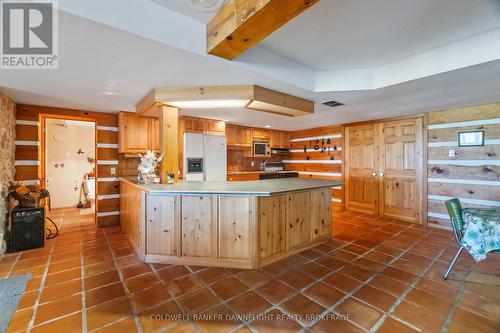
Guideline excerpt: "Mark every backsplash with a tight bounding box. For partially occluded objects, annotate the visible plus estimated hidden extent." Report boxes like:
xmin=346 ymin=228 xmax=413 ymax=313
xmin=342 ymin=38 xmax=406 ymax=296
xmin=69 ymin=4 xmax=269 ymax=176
xmin=227 ymin=149 xmax=284 ymax=172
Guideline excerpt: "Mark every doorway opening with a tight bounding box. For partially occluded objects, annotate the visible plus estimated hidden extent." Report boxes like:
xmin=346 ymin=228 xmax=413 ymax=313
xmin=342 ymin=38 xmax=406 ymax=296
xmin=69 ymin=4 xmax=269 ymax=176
xmin=42 ymin=116 xmax=97 ymax=231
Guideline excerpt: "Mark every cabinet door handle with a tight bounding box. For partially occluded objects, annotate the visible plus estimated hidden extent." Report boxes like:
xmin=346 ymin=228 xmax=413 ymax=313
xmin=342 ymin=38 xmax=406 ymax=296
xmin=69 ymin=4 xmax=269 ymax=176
xmin=379 ymin=173 xmax=384 ymax=176
xmin=372 ymin=172 xmax=377 ymax=176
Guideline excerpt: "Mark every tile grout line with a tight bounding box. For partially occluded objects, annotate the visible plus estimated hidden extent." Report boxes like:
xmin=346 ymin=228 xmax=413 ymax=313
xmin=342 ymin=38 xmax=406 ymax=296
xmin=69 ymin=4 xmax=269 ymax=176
xmin=149 ymin=264 xmax=202 ymax=333
xmin=439 ymin=265 xmax=474 ymax=333
xmin=274 ymin=214 xmax=450 ymax=331
xmin=279 ymin=217 xmax=443 ymax=332
xmin=298 ymin=221 xmax=418 ymax=332
xmin=25 ymin=238 xmax=56 ymax=332
xmin=28 ymin=213 xmax=90 ymax=328
xmin=5 ymin=252 xmax=23 ymax=277
xmin=145 ymin=264 xmax=257 ymax=333
xmin=102 ymin=229 xmax=144 ymax=333
xmin=184 ymin=265 xmax=247 ymax=333
xmin=213 ymin=219 xmax=413 ymax=332
xmin=10 ymin=211 xmax=460 ymax=333
xmin=224 ymin=241 xmax=354 ymax=330
xmin=255 ymin=245 xmax=353 ymax=330
xmin=88 ymin=316 xmax=130 ymax=333
xmin=130 ymin=243 xmax=354 ymax=332
xmin=239 ymin=220 xmax=405 ymax=331
xmin=368 ymin=238 xmax=454 ymax=333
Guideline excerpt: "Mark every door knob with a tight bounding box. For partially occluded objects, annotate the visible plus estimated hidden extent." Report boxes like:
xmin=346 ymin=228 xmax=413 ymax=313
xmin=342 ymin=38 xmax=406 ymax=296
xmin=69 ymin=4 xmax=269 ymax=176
xmin=379 ymin=173 xmax=384 ymax=176
xmin=372 ymin=172 xmax=377 ymax=176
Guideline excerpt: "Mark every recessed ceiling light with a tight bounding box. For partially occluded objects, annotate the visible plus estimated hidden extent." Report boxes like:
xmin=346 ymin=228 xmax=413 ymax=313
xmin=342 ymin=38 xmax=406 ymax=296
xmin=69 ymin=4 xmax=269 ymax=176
xmin=185 ymin=0 xmax=226 ymax=12
xmin=265 ymin=125 xmax=271 ymax=128
xmin=166 ymin=99 xmax=249 ymax=109
xmin=101 ymin=91 xmax=120 ymax=96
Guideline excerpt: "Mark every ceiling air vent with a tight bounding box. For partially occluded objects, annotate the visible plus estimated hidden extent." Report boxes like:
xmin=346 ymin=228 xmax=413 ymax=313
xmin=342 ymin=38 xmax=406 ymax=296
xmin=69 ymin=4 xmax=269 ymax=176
xmin=322 ymin=100 xmax=344 ymax=108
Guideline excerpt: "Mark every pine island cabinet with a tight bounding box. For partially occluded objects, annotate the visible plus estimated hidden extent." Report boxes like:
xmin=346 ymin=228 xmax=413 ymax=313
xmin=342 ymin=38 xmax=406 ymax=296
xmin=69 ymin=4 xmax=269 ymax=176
xmin=120 ymin=177 xmax=338 ymax=268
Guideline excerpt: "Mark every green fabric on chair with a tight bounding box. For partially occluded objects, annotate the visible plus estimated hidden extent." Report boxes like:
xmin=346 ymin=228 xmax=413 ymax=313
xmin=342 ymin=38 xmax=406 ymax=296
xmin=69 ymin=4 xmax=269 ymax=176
xmin=443 ymin=198 xmax=500 ymax=279
xmin=445 ymin=198 xmax=465 ymax=244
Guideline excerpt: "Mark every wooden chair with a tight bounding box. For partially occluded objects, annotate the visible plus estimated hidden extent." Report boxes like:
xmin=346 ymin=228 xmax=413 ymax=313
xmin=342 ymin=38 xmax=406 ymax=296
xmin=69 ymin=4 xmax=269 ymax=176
xmin=443 ymin=198 xmax=500 ymax=280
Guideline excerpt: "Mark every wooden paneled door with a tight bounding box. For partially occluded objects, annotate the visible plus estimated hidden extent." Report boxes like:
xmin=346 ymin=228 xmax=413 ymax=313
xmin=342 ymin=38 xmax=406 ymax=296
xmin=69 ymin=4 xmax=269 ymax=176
xmin=345 ymin=123 xmax=380 ymax=215
xmin=379 ymin=118 xmax=423 ymax=224
xmin=345 ymin=118 xmax=424 ymax=223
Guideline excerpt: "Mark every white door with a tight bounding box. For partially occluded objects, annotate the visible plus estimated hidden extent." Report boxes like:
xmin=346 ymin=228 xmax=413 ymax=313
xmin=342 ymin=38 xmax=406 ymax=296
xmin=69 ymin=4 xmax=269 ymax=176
xmin=204 ymin=135 xmax=227 ymax=181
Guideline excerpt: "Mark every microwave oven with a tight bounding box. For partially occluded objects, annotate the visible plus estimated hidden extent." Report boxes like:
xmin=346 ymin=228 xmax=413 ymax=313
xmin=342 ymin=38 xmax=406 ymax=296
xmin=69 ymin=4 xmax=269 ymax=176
xmin=253 ymin=141 xmax=270 ymax=157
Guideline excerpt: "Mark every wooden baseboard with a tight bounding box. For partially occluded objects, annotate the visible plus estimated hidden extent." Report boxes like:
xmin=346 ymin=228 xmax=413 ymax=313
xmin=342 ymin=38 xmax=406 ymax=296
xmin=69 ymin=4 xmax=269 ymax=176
xmin=126 ymin=233 xmax=144 ymax=261
xmin=97 ymin=215 xmax=119 ymax=227
xmin=141 ymin=236 xmax=330 ymax=270
xmin=144 ymin=254 xmax=255 ymax=269
xmin=259 ymin=235 xmax=330 ymax=267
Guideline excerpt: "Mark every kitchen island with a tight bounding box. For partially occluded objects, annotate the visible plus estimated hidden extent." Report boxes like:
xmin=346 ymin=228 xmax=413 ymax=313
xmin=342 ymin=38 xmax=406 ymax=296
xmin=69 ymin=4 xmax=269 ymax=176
xmin=120 ymin=177 xmax=341 ymax=269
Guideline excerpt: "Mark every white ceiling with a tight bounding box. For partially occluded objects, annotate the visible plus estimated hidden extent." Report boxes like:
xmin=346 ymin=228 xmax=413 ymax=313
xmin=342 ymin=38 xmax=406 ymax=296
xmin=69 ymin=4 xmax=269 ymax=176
xmin=1 ymin=0 xmax=500 ymax=131
xmin=260 ymin=0 xmax=500 ymax=70
xmin=182 ymin=59 xmax=500 ymax=129
xmin=149 ymin=0 xmax=222 ymax=23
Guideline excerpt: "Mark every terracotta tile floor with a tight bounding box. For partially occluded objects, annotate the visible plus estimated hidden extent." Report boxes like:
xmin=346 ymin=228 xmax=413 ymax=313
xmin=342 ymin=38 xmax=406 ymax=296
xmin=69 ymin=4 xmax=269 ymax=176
xmin=1 ymin=208 xmax=499 ymax=333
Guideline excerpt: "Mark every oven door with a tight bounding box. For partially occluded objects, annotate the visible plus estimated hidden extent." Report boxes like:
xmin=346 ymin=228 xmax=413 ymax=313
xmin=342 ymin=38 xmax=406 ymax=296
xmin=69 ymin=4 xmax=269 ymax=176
xmin=253 ymin=141 xmax=270 ymax=157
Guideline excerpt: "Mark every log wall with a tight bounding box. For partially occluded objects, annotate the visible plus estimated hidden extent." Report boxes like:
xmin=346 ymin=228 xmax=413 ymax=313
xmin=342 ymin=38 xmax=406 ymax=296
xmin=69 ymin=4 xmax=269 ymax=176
xmin=427 ymin=102 xmax=500 ymax=229
xmin=14 ymin=104 xmax=121 ymax=227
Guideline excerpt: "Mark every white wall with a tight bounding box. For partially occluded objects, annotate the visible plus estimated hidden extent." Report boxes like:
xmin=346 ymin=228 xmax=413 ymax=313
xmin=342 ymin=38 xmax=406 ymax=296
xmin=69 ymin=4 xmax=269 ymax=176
xmin=45 ymin=119 xmax=95 ymax=208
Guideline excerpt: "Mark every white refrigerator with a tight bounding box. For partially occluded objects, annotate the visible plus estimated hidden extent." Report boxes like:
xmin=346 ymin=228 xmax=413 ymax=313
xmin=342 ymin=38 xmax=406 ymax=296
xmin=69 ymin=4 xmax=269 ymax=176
xmin=184 ymin=133 xmax=227 ymax=181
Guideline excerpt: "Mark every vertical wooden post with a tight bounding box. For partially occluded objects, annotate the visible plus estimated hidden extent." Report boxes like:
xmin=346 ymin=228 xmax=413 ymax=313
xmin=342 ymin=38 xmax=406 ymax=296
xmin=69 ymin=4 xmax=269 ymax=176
xmin=159 ymin=105 xmax=179 ymax=183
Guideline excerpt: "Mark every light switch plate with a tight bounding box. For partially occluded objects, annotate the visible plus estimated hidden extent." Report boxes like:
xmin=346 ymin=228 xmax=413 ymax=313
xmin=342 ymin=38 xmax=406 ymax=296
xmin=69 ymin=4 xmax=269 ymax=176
xmin=251 ymin=161 xmax=255 ymax=167
xmin=110 ymin=167 xmax=116 ymax=175
xmin=448 ymin=149 xmax=455 ymax=157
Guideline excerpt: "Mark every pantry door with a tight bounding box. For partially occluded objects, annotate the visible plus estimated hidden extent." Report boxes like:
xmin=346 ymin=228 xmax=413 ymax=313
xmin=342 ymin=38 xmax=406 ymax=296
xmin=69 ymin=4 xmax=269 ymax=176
xmin=345 ymin=123 xmax=380 ymax=215
xmin=378 ymin=118 xmax=423 ymax=224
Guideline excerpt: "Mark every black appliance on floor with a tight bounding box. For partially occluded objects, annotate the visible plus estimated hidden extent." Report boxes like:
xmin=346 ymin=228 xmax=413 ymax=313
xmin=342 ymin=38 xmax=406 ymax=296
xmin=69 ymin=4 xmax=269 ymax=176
xmin=8 ymin=206 xmax=45 ymax=252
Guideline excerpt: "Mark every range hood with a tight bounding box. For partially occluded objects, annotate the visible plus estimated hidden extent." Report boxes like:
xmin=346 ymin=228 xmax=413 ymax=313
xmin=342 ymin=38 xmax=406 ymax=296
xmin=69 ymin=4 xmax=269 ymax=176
xmin=136 ymin=85 xmax=314 ymax=118
xmin=270 ymin=147 xmax=290 ymax=154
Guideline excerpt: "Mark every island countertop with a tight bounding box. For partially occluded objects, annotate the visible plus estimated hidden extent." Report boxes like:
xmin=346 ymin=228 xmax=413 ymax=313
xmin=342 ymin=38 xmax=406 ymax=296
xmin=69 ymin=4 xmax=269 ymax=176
xmin=120 ymin=177 xmax=341 ymax=196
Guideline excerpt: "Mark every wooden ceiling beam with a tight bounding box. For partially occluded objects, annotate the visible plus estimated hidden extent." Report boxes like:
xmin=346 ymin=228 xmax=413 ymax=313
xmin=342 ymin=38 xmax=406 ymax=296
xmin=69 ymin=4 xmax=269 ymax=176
xmin=207 ymin=0 xmax=319 ymax=60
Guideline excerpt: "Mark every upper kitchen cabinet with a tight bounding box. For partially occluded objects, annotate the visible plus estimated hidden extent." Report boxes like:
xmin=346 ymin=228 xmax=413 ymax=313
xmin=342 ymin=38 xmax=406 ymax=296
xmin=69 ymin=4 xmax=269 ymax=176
xmin=206 ymin=119 xmax=225 ymax=135
xmin=252 ymin=128 xmax=270 ymax=140
xmin=270 ymin=130 xmax=291 ymax=148
xmin=225 ymin=124 xmax=237 ymax=146
xmin=237 ymin=127 xmax=252 ymax=146
xmin=184 ymin=117 xmax=205 ymax=133
xmin=226 ymin=124 xmax=252 ymax=147
xmin=118 ymin=112 xmax=159 ymax=154
xmin=182 ymin=116 xmax=225 ymax=135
